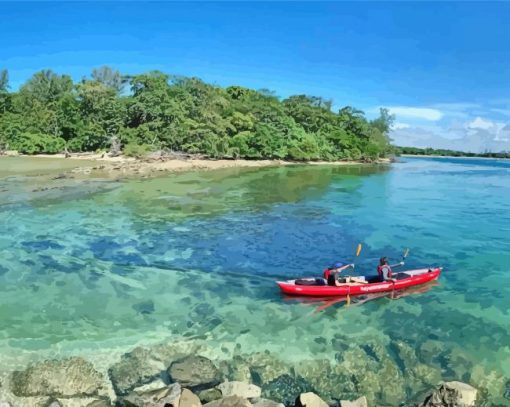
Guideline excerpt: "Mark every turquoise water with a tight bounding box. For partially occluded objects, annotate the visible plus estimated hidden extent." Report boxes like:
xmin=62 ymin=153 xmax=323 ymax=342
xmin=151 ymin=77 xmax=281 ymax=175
xmin=1 ymin=156 xmax=509 ymax=404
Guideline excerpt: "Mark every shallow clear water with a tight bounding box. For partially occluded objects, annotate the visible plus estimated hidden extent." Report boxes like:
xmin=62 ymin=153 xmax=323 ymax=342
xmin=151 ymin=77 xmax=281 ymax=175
xmin=1 ymin=156 xmax=509 ymax=402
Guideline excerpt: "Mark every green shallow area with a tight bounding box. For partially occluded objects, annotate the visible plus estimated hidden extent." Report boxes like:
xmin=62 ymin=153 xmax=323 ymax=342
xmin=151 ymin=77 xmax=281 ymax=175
xmin=0 ymin=156 xmax=509 ymax=405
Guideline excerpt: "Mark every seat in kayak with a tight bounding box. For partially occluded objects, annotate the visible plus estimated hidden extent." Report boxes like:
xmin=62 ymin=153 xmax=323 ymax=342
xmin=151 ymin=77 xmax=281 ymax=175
xmin=295 ymin=278 xmax=327 ymax=286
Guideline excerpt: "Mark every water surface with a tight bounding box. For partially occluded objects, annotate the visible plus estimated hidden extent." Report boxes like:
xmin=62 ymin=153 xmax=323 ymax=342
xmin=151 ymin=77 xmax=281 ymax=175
xmin=1 ymin=156 xmax=509 ymax=404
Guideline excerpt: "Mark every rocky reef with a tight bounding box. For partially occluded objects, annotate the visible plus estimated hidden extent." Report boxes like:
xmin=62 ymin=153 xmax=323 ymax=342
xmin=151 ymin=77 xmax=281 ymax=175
xmin=0 ymin=340 xmax=505 ymax=407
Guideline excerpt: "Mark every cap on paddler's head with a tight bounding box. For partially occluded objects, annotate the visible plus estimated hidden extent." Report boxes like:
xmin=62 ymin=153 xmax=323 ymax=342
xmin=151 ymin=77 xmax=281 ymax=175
xmin=330 ymin=262 xmax=344 ymax=269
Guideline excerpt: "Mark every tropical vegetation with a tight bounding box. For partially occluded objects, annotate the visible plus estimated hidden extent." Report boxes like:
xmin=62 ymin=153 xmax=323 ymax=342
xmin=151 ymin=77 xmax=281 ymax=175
xmin=0 ymin=67 xmax=394 ymax=161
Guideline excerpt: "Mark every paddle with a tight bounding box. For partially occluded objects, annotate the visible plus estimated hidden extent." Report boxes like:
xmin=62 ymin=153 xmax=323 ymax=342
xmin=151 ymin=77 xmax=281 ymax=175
xmin=403 ymin=248 xmax=410 ymax=261
xmin=347 ymin=243 xmax=362 ymax=306
xmin=391 ymin=248 xmax=410 ymax=299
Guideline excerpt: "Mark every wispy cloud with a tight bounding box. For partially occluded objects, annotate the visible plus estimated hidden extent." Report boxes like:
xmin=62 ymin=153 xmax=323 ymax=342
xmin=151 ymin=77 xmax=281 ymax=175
xmin=491 ymin=108 xmax=510 ymax=117
xmin=385 ymin=106 xmax=443 ymax=121
xmin=392 ymin=122 xmax=411 ymax=130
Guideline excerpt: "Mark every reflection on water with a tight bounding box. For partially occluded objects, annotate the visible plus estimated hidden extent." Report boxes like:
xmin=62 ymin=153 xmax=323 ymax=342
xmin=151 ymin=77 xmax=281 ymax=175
xmin=0 ymin=157 xmax=509 ymax=404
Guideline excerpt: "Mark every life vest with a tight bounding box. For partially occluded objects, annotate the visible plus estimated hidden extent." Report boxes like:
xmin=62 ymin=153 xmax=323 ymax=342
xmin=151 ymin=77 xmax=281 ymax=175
xmin=377 ymin=264 xmax=392 ymax=278
xmin=323 ymin=269 xmax=331 ymax=280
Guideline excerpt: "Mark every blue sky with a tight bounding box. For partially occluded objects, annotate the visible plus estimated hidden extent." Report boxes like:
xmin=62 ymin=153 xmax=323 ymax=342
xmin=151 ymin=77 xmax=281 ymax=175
xmin=2 ymin=2 xmax=510 ymax=151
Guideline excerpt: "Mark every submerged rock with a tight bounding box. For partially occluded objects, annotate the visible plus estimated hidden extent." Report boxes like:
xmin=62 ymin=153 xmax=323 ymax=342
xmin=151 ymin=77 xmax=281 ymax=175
xmin=123 ymin=382 xmax=181 ymax=407
xmin=203 ymin=395 xmax=251 ymax=407
xmin=217 ymin=381 xmax=261 ymax=399
xmin=244 ymin=353 xmax=287 ymax=385
xmin=251 ymin=398 xmax=284 ymax=407
xmin=419 ymin=381 xmax=477 ymax=407
xmin=339 ymin=396 xmax=368 ymax=407
xmin=295 ymin=392 xmax=328 ymax=407
xmin=86 ymin=400 xmax=113 ymax=407
xmin=133 ymin=379 xmax=168 ymax=394
xmin=334 ymin=343 xmax=405 ymax=405
xmin=219 ymin=358 xmax=251 ymax=383
xmin=262 ymin=374 xmax=315 ymax=404
xmin=109 ymin=347 xmax=165 ymax=395
xmin=198 ymin=388 xmax=223 ymax=403
xmin=168 ymin=356 xmax=220 ymax=389
xmin=180 ymin=388 xmax=203 ymax=407
xmin=11 ymin=357 xmax=104 ymax=398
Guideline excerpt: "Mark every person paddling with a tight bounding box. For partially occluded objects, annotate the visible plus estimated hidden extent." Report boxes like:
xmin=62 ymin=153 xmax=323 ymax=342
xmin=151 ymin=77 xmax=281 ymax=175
xmin=324 ymin=262 xmax=353 ymax=286
xmin=377 ymin=256 xmax=404 ymax=282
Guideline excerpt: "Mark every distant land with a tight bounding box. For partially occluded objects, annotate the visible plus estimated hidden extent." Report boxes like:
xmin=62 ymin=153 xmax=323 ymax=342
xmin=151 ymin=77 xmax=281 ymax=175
xmin=395 ymin=146 xmax=510 ymax=159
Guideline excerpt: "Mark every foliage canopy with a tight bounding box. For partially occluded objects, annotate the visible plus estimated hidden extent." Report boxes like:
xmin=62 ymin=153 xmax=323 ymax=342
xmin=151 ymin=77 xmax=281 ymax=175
xmin=0 ymin=67 xmax=394 ymax=160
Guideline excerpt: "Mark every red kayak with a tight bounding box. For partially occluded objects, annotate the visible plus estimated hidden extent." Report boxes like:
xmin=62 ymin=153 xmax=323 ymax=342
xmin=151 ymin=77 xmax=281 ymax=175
xmin=277 ymin=267 xmax=442 ymax=297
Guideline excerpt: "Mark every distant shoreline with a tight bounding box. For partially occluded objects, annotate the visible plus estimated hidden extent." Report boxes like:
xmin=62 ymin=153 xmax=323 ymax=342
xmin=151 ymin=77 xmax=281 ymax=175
xmin=400 ymin=154 xmax=510 ymax=160
xmin=0 ymin=152 xmax=391 ymax=178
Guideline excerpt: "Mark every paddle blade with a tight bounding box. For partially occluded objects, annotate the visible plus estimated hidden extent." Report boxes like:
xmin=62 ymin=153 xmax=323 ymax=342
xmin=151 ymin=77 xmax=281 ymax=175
xmin=403 ymin=248 xmax=410 ymax=258
xmin=356 ymin=243 xmax=362 ymax=257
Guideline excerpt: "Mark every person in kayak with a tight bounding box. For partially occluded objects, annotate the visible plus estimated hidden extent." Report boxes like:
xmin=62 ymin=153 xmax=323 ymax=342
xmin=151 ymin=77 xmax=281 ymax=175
xmin=324 ymin=262 xmax=366 ymax=286
xmin=375 ymin=256 xmax=404 ymax=282
xmin=324 ymin=262 xmax=352 ymax=285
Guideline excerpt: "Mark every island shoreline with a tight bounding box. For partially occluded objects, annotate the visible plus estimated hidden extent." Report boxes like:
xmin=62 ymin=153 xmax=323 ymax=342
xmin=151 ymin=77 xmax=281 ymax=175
xmin=0 ymin=152 xmax=391 ymax=178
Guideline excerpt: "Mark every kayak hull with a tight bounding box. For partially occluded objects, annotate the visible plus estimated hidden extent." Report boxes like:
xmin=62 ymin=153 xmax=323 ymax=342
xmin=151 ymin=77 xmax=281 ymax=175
xmin=276 ymin=267 xmax=442 ymax=297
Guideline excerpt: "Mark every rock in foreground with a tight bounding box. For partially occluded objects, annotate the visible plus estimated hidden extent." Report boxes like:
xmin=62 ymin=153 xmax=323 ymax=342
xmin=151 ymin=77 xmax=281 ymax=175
xmin=168 ymin=356 xmax=221 ymax=389
xmin=180 ymin=388 xmax=203 ymax=407
xmin=109 ymin=347 xmax=165 ymax=395
xmin=420 ymin=381 xmax=477 ymax=407
xmin=123 ymin=382 xmax=181 ymax=407
xmin=217 ymin=381 xmax=262 ymax=399
xmin=295 ymin=392 xmax=328 ymax=407
xmin=339 ymin=396 xmax=368 ymax=407
xmin=204 ymin=395 xmax=251 ymax=407
xmin=10 ymin=357 xmax=104 ymax=398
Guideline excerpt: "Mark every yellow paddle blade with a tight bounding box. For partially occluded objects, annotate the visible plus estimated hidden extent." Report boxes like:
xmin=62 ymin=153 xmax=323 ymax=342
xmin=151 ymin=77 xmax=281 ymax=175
xmin=356 ymin=243 xmax=362 ymax=257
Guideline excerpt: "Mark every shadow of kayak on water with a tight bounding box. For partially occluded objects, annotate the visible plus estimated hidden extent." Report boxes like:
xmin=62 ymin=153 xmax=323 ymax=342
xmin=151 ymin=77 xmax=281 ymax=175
xmin=281 ymin=281 xmax=440 ymax=316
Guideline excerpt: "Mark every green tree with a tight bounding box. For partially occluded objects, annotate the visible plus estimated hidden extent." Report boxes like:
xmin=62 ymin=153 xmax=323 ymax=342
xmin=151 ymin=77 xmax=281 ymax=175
xmin=91 ymin=66 xmax=125 ymax=93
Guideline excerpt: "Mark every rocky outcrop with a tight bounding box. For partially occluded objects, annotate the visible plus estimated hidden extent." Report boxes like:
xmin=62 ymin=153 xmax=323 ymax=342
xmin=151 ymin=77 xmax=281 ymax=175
xmin=251 ymin=398 xmax=284 ymax=407
xmin=203 ymin=395 xmax=251 ymax=407
xmin=122 ymin=382 xmax=181 ymax=407
xmin=339 ymin=396 xmax=368 ymax=407
xmin=217 ymin=381 xmax=262 ymax=399
xmin=168 ymin=356 xmax=221 ymax=389
xmin=262 ymin=374 xmax=315 ymax=404
xmin=180 ymin=388 xmax=202 ymax=407
xmin=109 ymin=347 xmax=165 ymax=395
xmin=10 ymin=357 xmax=104 ymax=398
xmin=295 ymin=392 xmax=328 ymax=407
xmin=419 ymin=381 xmax=478 ymax=407
xmin=198 ymin=388 xmax=223 ymax=403
xmin=86 ymin=400 xmax=113 ymax=407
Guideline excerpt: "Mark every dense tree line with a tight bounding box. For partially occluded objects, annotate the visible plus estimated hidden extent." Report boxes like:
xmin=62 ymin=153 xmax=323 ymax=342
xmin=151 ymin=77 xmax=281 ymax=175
xmin=0 ymin=67 xmax=394 ymax=161
xmin=396 ymin=146 xmax=510 ymax=159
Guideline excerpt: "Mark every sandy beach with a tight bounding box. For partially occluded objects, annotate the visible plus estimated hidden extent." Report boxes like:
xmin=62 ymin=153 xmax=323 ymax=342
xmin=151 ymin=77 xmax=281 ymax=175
xmin=1 ymin=151 xmax=391 ymax=178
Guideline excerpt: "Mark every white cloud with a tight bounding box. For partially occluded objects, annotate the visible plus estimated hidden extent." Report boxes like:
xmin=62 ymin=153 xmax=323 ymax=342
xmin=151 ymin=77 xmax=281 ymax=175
xmin=467 ymin=117 xmax=494 ymax=130
xmin=385 ymin=106 xmax=443 ymax=121
xmin=390 ymin=118 xmax=510 ymax=153
xmin=392 ymin=122 xmax=411 ymax=130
